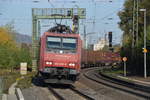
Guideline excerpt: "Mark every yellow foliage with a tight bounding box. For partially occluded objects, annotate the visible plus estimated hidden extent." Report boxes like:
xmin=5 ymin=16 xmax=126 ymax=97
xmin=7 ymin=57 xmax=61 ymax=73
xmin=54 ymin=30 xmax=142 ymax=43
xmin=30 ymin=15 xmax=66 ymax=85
xmin=0 ymin=27 xmax=18 ymax=51
xmin=0 ymin=27 xmax=12 ymax=43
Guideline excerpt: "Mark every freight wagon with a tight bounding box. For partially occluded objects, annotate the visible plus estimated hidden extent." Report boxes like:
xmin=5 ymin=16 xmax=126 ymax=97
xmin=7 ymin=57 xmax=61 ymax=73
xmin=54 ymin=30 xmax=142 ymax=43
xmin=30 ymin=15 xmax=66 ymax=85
xmin=81 ymin=49 xmax=121 ymax=68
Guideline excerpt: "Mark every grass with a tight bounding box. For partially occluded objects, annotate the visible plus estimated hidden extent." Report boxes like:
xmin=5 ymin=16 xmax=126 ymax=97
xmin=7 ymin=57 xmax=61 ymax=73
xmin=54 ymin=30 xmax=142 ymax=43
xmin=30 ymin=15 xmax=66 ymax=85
xmin=101 ymin=67 xmax=124 ymax=76
xmin=100 ymin=67 xmax=134 ymax=83
xmin=0 ymin=69 xmax=36 ymax=93
xmin=16 ymin=72 xmax=36 ymax=89
xmin=0 ymin=69 xmax=21 ymax=93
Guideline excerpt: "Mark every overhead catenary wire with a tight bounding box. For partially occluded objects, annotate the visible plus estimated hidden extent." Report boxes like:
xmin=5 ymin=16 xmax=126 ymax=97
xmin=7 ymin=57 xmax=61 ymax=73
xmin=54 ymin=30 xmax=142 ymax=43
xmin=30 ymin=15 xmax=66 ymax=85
xmin=0 ymin=0 xmax=125 ymax=4
xmin=85 ymin=7 xmax=123 ymax=24
xmin=0 ymin=0 xmax=125 ymax=45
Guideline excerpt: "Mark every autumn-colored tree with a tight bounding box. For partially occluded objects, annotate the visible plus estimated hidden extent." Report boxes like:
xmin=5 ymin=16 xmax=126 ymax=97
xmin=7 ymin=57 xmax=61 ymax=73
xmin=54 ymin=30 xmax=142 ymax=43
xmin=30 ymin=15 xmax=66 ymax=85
xmin=0 ymin=27 xmax=18 ymax=69
xmin=0 ymin=24 xmax=31 ymax=69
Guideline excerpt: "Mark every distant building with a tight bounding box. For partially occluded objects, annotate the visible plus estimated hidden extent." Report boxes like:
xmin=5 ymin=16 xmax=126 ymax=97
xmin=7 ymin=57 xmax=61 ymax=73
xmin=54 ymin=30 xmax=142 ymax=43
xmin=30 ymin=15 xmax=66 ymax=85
xmin=94 ymin=38 xmax=108 ymax=51
xmin=87 ymin=44 xmax=94 ymax=50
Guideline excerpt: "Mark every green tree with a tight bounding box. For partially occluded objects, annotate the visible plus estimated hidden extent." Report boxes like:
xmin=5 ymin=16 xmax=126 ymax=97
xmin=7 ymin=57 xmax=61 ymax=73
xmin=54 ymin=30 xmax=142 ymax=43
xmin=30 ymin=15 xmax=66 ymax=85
xmin=118 ymin=0 xmax=150 ymax=76
xmin=18 ymin=43 xmax=32 ymax=67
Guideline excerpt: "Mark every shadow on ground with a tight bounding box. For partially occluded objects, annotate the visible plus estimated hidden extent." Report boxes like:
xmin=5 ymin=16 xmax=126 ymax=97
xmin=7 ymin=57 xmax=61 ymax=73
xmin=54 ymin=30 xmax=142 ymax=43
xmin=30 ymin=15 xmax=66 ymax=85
xmin=32 ymin=76 xmax=73 ymax=89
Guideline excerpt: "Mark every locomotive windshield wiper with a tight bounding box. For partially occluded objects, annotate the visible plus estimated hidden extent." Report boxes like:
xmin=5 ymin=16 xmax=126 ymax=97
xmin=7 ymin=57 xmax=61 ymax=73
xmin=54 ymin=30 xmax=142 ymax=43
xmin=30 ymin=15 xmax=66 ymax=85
xmin=62 ymin=47 xmax=76 ymax=50
xmin=47 ymin=47 xmax=61 ymax=50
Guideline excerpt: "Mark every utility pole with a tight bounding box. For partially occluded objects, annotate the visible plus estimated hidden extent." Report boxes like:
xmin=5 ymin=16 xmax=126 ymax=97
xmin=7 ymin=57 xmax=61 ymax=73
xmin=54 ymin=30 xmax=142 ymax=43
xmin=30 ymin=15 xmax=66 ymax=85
xmin=132 ymin=0 xmax=139 ymax=73
xmin=140 ymin=8 xmax=147 ymax=78
xmin=144 ymin=9 xmax=147 ymax=78
xmin=140 ymin=9 xmax=147 ymax=78
xmin=132 ymin=0 xmax=139 ymax=48
xmin=83 ymin=25 xmax=87 ymax=49
xmin=136 ymin=0 xmax=139 ymax=45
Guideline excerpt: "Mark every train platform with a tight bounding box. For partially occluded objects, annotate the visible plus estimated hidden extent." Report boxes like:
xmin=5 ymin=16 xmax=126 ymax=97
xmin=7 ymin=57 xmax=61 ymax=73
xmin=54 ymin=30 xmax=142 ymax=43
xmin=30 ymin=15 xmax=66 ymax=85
xmin=117 ymin=75 xmax=150 ymax=87
xmin=99 ymin=70 xmax=150 ymax=88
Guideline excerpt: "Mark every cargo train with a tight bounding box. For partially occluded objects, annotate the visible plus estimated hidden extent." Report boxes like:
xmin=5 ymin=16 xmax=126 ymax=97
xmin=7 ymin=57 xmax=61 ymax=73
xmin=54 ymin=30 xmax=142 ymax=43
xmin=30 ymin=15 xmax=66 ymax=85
xmin=38 ymin=24 xmax=121 ymax=84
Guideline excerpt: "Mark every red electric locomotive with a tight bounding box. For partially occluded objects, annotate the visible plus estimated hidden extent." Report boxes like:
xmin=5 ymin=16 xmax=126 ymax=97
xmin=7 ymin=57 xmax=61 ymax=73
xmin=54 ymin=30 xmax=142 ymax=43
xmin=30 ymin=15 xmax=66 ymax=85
xmin=39 ymin=25 xmax=82 ymax=84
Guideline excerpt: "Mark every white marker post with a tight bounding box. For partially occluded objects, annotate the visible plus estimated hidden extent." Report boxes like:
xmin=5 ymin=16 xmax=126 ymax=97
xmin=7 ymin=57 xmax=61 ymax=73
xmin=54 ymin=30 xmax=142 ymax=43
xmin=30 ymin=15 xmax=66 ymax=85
xmin=123 ymin=57 xmax=127 ymax=77
xmin=20 ymin=62 xmax=27 ymax=75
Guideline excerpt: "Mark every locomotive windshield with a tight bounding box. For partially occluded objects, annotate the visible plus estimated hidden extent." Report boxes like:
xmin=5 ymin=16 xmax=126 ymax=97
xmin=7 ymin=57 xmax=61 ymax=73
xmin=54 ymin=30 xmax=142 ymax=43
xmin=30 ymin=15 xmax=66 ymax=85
xmin=47 ymin=37 xmax=61 ymax=48
xmin=62 ymin=38 xmax=76 ymax=50
xmin=46 ymin=36 xmax=77 ymax=53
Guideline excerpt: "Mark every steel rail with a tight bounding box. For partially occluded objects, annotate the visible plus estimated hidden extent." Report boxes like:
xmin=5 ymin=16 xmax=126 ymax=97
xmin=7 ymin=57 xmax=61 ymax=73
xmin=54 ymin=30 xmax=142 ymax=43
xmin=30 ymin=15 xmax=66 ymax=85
xmin=83 ymin=68 xmax=150 ymax=99
xmin=48 ymin=85 xmax=65 ymax=100
xmin=48 ymin=85 xmax=94 ymax=100
xmin=98 ymin=72 xmax=150 ymax=93
xmin=69 ymin=85 xmax=95 ymax=100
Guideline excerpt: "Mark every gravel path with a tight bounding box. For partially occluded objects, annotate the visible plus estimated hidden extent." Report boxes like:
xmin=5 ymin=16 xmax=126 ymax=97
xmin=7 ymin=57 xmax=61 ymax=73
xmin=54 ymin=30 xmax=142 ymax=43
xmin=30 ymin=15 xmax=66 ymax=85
xmin=22 ymin=86 xmax=57 ymax=100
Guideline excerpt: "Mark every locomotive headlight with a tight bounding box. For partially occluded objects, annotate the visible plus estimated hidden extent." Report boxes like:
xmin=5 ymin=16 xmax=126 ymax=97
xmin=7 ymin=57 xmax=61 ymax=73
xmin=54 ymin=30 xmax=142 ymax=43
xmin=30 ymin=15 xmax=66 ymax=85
xmin=68 ymin=63 xmax=75 ymax=67
xmin=46 ymin=62 xmax=49 ymax=65
xmin=46 ymin=61 xmax=53 ymax=65
xmin=72 ymin=63 xmax=75 ymax=66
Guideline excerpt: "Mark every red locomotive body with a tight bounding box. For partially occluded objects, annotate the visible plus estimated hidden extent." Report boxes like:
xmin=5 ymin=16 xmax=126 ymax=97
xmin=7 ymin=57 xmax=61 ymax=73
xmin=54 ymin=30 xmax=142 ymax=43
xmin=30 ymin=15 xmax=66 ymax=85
xmin=39 ymin=32 xmax=82 ymax=84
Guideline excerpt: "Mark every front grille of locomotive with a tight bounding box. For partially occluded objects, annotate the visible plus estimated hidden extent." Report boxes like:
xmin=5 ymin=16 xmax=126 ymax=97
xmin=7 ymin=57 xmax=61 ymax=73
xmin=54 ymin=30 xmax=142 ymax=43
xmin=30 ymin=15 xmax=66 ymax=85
xmin=42 ymin=67 xmax=77 ymax=81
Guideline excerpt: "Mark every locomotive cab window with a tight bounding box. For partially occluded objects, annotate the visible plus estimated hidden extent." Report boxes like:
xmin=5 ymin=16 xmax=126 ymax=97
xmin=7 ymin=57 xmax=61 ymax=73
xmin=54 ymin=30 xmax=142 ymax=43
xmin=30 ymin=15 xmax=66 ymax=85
xmin=47 ymin=37 xmax=61 ymax=49
xmin=62 ymin=38 xmax=77 ymax=50
xmin=46 ymin=36 xmax=77 ymax=53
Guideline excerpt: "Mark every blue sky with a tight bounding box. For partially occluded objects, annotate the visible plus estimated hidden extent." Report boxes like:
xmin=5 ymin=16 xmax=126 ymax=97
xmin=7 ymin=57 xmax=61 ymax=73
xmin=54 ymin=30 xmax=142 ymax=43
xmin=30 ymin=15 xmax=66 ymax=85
xmin=0 ymin=0 xmax=125 ymax=44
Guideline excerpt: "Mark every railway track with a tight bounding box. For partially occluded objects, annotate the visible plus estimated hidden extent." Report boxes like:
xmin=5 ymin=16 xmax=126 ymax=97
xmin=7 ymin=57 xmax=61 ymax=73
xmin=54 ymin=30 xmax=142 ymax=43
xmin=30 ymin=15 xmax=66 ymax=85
xmin=48 ymin=85 xmax=94 ymax=100
xmin=83 ymin=68 xmax=150 ymax=100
